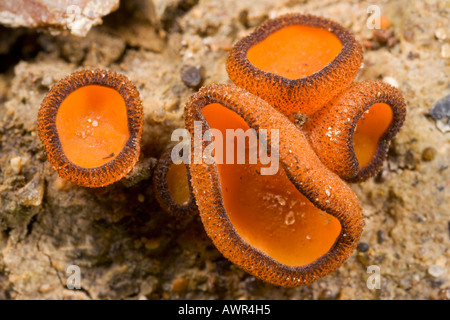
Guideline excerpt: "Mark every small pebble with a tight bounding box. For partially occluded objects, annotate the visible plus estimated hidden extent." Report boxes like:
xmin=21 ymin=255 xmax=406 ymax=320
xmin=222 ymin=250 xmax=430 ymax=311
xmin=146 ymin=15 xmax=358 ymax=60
xmin=375 ymin=167 xmax=390 ymax=183
xmin=10 ymin=156 xmax=23 ymax=174
xmin=427 ymin=265 xmax=444 ymax=278
xmin=435 ymin=28 xmax=447 ymax=41
xmin=372 ymin=28 xmax=399 ymax=48
xmin=387 ymin=37 xmax=399 ymax=48
xmin=383 ymin=76 xmax=399 ymax=88
xmin=407 ymin=51 xmax=420 ymax=60
xmin=421 ymin=147 xmax=437 ymax=161
xmin=181 ymin=65 xmax=203 ymax=89
xmin=441 ymin=43 xmax=450 ymax=59
xmin=318 ymin=289 xmax=336 ymax=300
xmin=429 ymin=94 xmax=450 ymax=133
xmin=53 ymin=176 xmax=71 ymax=191
xmin=398 ymin=278 xmax=411 ymax=289
xmin=447 ymin=221 xmax=450 ymax=238
xmin=41 ymin=76 xmax=53 ymax=87
xmin=293 ymin=112 xmax=309 ymax=127
xmin=404 ymin=149 xmax=416 ymax=169
xmin=171 ymin=276 xmax=189 ymax=293
xmin=39 ymin=284 xmax=51 ymax=293
xmin=377 ymin=230 xmax=386 ymax=244
xmin=403 ymin=30 xmax=414 ymax=41
xmin=17 ymin=174 xmax=45 ymax=207
xmin=356 ymin=253 xmax=371 ymax=267
xmin=417 ymin=216 xmax=427 ymax=223
xmin=357 ymin=242 xmax=370 ymax=253
xmin=238 ymin=10 xmax=250 ymax=28
xmin=372 ymin=28 xmax=391 ymax=44
xmin=141 ymin=237 xmax=160 ymax=251
xmin=438 ymin=288 xmax=450 ymax=300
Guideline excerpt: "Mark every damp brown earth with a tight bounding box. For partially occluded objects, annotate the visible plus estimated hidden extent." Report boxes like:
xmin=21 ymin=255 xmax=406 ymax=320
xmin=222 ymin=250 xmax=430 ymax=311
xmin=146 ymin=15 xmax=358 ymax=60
xmin=0 ymin=0 xmax=448 ymax=300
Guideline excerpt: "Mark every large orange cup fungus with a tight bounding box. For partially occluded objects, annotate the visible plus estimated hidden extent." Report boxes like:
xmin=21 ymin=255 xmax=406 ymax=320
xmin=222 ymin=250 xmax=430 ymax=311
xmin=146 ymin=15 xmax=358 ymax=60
xmin=38 ymin=69 xmax=144 ymax=188
xmin=184 ymin=84 xmax=364 ymax=287
xmin=227 ymin=14 xmax=363 ymax=118
xmin=303 ymin=81 xmax=406 ymax=182
xmin=153 ymin=145 xmax=198 ymax=216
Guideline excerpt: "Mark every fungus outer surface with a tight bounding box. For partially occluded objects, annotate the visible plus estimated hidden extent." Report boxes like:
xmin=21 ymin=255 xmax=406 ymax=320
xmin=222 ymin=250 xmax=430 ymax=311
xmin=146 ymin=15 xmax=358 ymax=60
xmin=303 ymin=81 xmax=406 ymax=182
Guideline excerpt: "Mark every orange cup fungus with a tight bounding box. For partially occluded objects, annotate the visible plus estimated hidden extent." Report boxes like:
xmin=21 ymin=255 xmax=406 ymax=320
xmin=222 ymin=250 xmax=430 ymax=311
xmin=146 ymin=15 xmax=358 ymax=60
xmin=227 ymin=14 xmax=363 ymax=118
xmin=38 ymin=69 xmax=144 ymax=188
xmin=153 ymin=145 xmax=198 ymax=216
xmin=303 ymin=81 xmax=406 ymax=182
xmin=184 ymin=84 xmax=364 ymax=287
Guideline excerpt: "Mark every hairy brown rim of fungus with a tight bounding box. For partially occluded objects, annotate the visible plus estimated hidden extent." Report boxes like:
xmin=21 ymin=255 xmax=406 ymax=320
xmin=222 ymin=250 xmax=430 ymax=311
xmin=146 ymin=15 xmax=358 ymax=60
xmin=184 ymin=83 xmax=364 ymax=287
xmin=303 ymin=81 xmax=406 ymax=183
xmin=153 ymin=145 xmax=198 ymax=216
xmin=226 ymin=13 xmax=363 ymax=118
xmin=38 ymin=69 xmax=144 ymax=188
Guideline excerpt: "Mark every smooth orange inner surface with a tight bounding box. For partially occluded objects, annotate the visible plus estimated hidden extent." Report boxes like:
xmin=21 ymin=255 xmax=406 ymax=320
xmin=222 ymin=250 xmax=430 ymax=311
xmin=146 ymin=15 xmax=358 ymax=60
xmin=353 ymin=103 xmax=393 ymax=168
xmin=56 ymin=85 xmax=130 ymax=168
xmin=167 ymin=163 xmax=191 ymax=205
xmin=202 ymin=103 xmax=341 ymax=267
xmin=247 ymin=25 xmax=343 ymax=80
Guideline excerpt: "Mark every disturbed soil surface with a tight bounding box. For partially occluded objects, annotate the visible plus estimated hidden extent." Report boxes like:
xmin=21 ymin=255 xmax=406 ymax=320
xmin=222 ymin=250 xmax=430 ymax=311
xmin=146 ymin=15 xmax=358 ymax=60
xmin=0 ymin=0 xmax=449 ymax=300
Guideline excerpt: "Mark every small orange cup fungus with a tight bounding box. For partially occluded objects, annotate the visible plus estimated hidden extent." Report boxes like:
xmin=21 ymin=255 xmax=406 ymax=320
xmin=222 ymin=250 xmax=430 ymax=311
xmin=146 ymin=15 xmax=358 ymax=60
xmin=153 ymin=145 xmax=198 ymax=216
xmin=303 ymin=81 xmax=406 ymax=182
xmin=227 ymin=13 xmax=363 ymax=118
xmin=184 ymin=84 xmax=363 ymax=287
xmin=38 ymin=69 xmax=144 ymax=188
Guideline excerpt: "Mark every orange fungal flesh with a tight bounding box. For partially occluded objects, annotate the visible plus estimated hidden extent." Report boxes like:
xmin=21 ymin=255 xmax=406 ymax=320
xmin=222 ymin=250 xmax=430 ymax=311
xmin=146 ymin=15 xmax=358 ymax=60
xmin=353 ymin=103 xmax=393 ymax=168
xmin=56 ymin=85 xmax=130 ymax=168
xmin=166 ymin=163 xmax=191 ymax=205
xmin=202 ymin=103 xmax=341 ymax=267
xmin=247 ymin=25 xmax=343 ymax=80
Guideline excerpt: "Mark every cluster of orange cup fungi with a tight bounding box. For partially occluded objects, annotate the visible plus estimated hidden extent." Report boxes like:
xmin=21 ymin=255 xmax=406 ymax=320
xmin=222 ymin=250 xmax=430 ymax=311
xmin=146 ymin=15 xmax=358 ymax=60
xmin=153 ymin=14 xmax=406 ymax=287
xmin=38 ymin=13 xmax=406 ymax=287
